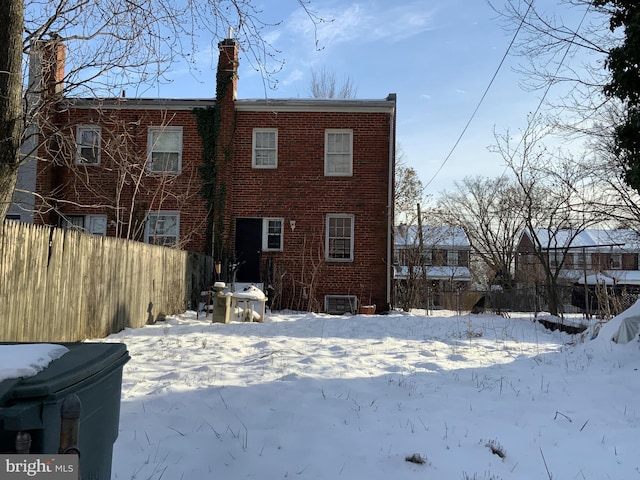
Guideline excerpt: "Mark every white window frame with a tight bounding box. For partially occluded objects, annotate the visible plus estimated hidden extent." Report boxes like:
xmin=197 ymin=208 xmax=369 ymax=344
xmin=573 ymin=251 xmax=592 ymax=270
xmin=252 ymin=128 xmax=278 ymax=169
xmin=147 ymin=127 xmax=183 ymax=173
xmin=326 ymin=214 xmax=354 ymax=262
xmin=75 ymin=125 xmax=101 ymax=165
xmin=447 ymin=250 xmax=460 ymax=267
xmin=324 ymin=129 xmax=353 ymax=176
xmin=263 ymin=218 xmax=284 ymax=251
xmin=145 ymin=211 xmax=180 ymax=247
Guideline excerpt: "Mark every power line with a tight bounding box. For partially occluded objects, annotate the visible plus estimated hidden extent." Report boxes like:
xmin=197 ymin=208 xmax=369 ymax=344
xmin=424 ymin=1 xmax=534 ymax=191
xmin=500 ymin=3 xmax=592 ymax=168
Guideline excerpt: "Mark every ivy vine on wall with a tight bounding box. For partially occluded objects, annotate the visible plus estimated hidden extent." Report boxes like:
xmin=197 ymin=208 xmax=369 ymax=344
xmin=194 ymin=66 xmax=233 ymax=266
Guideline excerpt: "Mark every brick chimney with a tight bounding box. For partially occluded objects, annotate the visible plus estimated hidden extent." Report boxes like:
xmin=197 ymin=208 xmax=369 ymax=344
xmin=217 ymin=38 xmax=238 ymax=102
xmin=215 ymin=37 xmax=239 ymax=260
xmin=30 ymin=37 xmax=65 ymax=228
xmin=31 ymin=36 xmax=65 ymax=97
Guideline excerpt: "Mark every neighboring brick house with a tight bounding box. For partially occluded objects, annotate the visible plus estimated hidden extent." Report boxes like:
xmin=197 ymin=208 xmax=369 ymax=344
xmin=31 ymin=37 xmax=397 ymax=313
xmin=515 ymin=228 xmax=640 ymax=311
xmin=394 ymin=225 xmax=472 ymax=308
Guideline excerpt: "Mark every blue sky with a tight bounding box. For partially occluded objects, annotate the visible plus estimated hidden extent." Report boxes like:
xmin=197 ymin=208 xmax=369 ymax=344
xmin=156 ymin=0 xmax=597 ymax=196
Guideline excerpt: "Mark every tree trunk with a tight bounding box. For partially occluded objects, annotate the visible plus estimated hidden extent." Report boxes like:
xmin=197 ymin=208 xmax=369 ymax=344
xmin=546 ymin=277 xmax=561 ymax=317
xmin=0 ymin=0 xmax=24 ymax=221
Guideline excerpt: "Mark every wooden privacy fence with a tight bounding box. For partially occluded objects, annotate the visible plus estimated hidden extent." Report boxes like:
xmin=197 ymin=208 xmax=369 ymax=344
xmin=0 ymin=222 xmax=213 ymax=342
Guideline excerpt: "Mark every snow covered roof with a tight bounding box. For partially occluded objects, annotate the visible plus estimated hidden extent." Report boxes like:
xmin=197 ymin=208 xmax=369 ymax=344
xmin=394 ymin=265 xmax=472 ymax=281
xmin=567 ymin=270 xmax=640 ymax=286
xmin=525 ymin=228 xmax=640 ymax=252
xmin=395 ymin=225 xmax=470 ymax=249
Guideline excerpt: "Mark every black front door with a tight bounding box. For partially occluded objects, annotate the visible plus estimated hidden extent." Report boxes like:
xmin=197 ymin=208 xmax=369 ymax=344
xmin=234 ymin=218 xmax=262 ymax=282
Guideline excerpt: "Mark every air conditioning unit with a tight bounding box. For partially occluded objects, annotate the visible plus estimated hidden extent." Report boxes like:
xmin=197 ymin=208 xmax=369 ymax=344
xmin=325 ymin=295 xmax=358 ymax=315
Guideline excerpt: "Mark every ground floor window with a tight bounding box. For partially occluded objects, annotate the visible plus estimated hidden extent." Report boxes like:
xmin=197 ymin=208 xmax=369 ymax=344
xmin=60 ymin=214 xmax=107 ymax=236
xmin=326 ymin=214 xmax=354 ymax=261
xmin=146 ymin=212 xmax=179 ymax=247
xmin=263 ymin=218 xmax=284 ymax=251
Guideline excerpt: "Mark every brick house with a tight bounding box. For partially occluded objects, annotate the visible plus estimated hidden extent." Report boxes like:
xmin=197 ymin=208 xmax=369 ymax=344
xmin=30 ymin=37 xmax=397 ymax=313
xmin=515 ymin=228 xmax=640 ymax=311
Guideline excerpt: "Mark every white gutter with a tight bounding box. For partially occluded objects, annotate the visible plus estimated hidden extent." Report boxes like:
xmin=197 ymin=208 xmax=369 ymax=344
xmin=387 ymin=94 xmax=396 ymax=308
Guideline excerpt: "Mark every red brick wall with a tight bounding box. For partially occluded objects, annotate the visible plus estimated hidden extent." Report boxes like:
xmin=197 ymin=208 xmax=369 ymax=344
xmin=231 ymin=109 xmax=392 ymax=310
xmin=35 ymin=106 xmax=209 ymax=254
xmin=34 ymin=103 xmax=394 ymax=311
xmin=31 ymin=35 xmax=394 ymax=312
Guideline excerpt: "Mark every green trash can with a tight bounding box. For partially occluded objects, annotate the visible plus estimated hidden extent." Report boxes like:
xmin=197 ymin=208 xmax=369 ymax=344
xmin=0 ymin=342 xmax=130 ymax=479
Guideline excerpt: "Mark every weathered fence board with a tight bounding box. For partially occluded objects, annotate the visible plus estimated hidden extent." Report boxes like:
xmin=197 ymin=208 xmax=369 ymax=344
xmin=0 ymin=222 xmax=212 ymax=342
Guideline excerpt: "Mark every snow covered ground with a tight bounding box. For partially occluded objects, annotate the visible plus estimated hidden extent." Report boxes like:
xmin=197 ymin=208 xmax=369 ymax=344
xmin=103 ymin=308 xmax=640 ymax=480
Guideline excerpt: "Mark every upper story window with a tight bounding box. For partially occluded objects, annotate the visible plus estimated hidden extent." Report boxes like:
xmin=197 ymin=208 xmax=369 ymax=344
xmin=146 ymin=212 xmax=179 ymax=247
xmin=253 ymin=129 xmax=278 ymax=168
xmin=76 ymin=125 xmax=101 ymax=165
xmin=548 ymin=250 xmax=564 ymax=269
xmin=326 ymin=214 xmax=354 ymax=261
xmin=148 ymin=127 xmax=182 ymax=173
xmin=573 ymin=251 xmax=592 ymax=270
xmin=325 ymin=129 xmax=353 ymax=176
xmin=447 ymin=250 xmax=460 ymax=267
xmin=263 ymin=218 xmax=283 ymax=251
xmin=610 ymin=253 xmax=622 ymax=269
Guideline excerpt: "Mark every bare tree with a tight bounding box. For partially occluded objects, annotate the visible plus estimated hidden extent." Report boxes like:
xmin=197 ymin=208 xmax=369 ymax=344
xmin=493 ymin=123 xmax=608 ymax=316
xmin=37 ymin=106 xmax=209 ymax=246
xmin=1 ymin=0 xmax=325 ymax=222
xmin=394 ymin=223 xmax=424 ymax=311
xmin=491 ymin=0 xmax=628 ymax=187
xmin=492 ymin=0 xmax=613 ymax=105
xmin=577 ymin=101 xmax=640 ymax=231
xmin=435 ymin=175 xmax=525 ymax=290
xmin=309 ymin=67 xmax=357 ymax=99
xmin=395 ymin=148 xmax=428 ymax=225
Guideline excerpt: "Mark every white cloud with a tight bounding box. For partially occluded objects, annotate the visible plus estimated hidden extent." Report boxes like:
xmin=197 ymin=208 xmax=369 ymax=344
xmin=281 ymin=68 xmax=305 ymax=88
xmin=285 ymin=1 xmax=438 ymax=51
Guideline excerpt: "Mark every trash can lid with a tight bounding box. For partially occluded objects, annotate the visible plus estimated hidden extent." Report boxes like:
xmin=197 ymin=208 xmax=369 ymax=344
xmin=0 ymin=342 xmax=129 ymax=402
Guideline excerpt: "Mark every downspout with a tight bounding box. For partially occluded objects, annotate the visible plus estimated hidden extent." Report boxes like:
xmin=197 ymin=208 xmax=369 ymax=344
xmin=386 ymin=94 xmax=397 ymax=309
